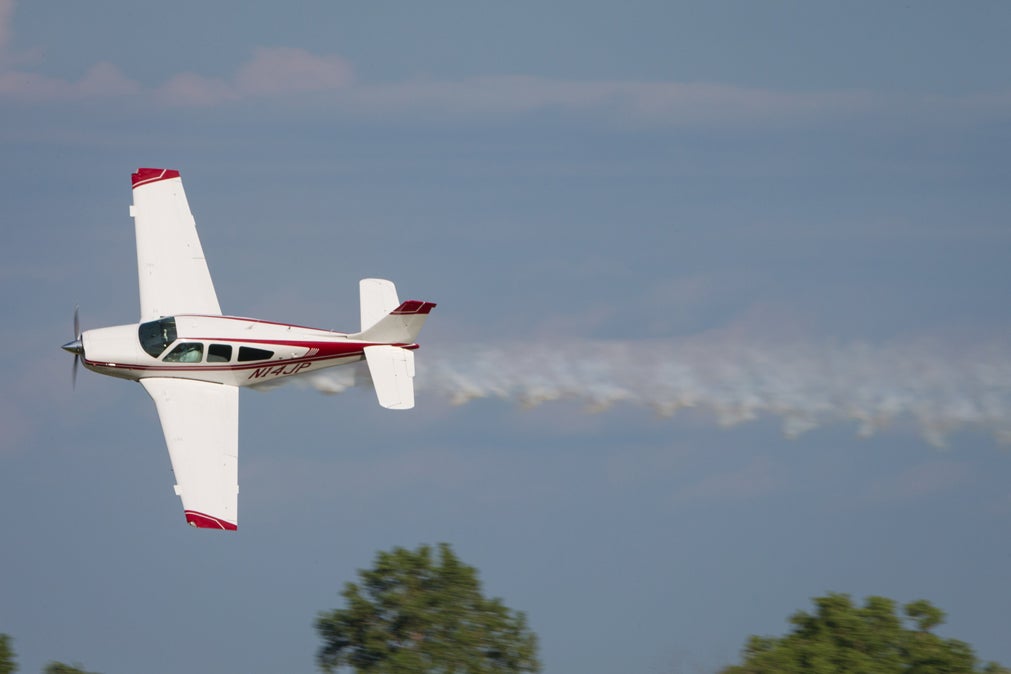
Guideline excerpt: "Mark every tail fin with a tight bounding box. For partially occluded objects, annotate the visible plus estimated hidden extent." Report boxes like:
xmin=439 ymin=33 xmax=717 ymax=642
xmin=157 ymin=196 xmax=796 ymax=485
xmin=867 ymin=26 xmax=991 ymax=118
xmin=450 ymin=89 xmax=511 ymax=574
xmin=359 ymin=278 xmax=400 ymax=333
xmin=353 ymin=278 xmax=435 ymax=409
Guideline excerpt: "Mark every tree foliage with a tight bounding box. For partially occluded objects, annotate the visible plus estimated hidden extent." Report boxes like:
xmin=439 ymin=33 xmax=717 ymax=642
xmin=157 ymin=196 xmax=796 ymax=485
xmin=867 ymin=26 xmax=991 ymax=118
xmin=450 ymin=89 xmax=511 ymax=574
xmin=0 ymin=636 xmax=102 ymax=674
xmin=315 ymin=543 xmax=540 ymax=674
xmin=721 ymin=593 xmax=1009 ymax=674
xmin=42 ymin=664 xmax=101 ymax=674
xmin=0 ymin=634 xmax=15 ymax=674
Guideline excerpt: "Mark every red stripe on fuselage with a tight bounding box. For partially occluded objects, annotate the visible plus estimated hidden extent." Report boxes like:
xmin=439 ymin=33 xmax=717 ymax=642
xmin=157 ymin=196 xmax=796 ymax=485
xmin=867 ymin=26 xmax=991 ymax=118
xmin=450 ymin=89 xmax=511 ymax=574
xmin=82 ymin=350 xmax=364 ymax=374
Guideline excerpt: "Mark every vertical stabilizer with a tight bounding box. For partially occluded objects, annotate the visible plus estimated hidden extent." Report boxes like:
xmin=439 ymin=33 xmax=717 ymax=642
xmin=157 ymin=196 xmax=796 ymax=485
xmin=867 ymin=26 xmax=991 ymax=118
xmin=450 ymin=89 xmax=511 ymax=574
xmin=360 ymin=279 xmax=399 ymax=333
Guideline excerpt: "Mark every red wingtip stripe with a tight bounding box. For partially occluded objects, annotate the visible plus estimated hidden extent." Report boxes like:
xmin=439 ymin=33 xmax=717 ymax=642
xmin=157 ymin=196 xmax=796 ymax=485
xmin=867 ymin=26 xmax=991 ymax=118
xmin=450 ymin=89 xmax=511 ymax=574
xmin=132 ymin=168 xmax=181 ymax=188
xmin=185 ymin=510 xmax=237 ymax=531
xmin=391 ymin=301 xmax=437 ymax=315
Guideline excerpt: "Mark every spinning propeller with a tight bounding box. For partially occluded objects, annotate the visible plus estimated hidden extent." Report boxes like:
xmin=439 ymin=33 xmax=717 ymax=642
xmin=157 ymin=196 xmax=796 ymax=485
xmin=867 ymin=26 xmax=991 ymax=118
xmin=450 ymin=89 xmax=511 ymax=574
xmin=61 ymin=305 xmax=84 ymax=388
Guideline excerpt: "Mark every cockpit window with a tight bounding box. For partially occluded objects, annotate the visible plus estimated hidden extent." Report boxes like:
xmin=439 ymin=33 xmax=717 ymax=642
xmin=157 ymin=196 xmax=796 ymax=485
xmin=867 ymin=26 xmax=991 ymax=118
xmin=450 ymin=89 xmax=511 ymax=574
xmin=139 ymin=317 xmax=178 ymax=358
xmin=238 ymin=346 xmax=274 ymax=362
xmin=163 ymin=342 xmax=204 ymax=363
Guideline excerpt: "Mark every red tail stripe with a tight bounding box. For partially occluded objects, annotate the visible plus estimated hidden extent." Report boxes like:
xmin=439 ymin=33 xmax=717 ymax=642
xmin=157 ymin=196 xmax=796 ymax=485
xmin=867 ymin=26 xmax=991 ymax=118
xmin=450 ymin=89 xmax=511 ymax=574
xmin=392 ymin=301 xmax=436 ymax=315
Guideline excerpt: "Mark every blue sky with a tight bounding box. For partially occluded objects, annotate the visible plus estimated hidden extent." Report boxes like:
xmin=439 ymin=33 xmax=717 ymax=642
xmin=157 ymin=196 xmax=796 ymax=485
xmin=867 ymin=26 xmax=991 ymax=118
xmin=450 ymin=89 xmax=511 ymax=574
xmin=2 ymin=2 xmax=1010 ymax=672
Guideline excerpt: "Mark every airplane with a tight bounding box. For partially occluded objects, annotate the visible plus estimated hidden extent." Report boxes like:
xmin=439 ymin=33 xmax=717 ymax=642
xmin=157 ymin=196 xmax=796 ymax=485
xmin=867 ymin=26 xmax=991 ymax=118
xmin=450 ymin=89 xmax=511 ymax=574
xmin=61 ymin=168 xmax=435 ymax=531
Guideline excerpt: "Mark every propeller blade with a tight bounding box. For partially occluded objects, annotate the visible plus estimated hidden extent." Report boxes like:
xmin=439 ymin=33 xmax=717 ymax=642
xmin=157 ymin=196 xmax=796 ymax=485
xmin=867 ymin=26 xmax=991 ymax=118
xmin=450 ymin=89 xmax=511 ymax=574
xmin=67 ymin=305 xmax=83 ymax=390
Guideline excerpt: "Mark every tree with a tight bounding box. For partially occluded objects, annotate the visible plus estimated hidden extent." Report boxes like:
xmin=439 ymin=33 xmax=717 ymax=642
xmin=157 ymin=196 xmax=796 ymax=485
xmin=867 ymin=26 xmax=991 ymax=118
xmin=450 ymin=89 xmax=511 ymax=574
xmin=315 ymin=543 xmax=540 ymax=674
xmin=42 ymin=664 xmax=101 ymax=674
xmin=0 ymin=634 xmax=15 ymax=674
xmin=721 ymin=593 xmax=1008 ymax=674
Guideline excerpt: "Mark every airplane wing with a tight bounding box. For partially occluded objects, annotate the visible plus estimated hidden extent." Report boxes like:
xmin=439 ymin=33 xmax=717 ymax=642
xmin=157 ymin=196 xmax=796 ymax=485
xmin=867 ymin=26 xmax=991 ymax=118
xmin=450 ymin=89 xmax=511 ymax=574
xmin=131 ymin=168 xmax=222 ymax=322
xmin=140 ymin=378 xmax=239 ymax=530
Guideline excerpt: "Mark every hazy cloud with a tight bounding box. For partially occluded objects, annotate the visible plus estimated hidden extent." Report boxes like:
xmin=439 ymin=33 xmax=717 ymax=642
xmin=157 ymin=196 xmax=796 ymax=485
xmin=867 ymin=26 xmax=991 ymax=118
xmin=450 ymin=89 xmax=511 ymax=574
xmin=0 ymin=62 xmax=138 ymax=101
xmin=236 ymin=47 xmax=353 ymax=96
xmin=0 ymin=0 xmax=1004 ymax=126
xmin=1 ymin=8 xmax=1008 ymax=129
xmin=156 ymin=47 xmax=354 ymax=106
xmin=0 ymin=1 xmax=139 ymax=100
xmin=344 ymin=76 xmax=878 ymax=126
xmin=0 ymin=43 xmax=352 ymax=105
xmin=154 ymin=72 xmax=234 ymax=107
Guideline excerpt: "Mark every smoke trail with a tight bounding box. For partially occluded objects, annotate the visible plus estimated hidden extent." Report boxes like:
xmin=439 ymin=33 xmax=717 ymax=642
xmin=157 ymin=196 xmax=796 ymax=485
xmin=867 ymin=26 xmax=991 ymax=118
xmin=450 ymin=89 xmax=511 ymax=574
xmin=292 ymin=335 xmax=1011 ymax=447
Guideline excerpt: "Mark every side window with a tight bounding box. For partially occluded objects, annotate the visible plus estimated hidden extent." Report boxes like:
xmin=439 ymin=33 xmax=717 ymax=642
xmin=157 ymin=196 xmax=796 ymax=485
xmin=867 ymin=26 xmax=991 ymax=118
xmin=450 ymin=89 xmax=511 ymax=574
xmin=237 ymin=346 xmax=274 ymax=362
xmin=207 ymin=344 xmax=232 ymax=363
xmin=163 ymin=342 xmax=204 ymax=363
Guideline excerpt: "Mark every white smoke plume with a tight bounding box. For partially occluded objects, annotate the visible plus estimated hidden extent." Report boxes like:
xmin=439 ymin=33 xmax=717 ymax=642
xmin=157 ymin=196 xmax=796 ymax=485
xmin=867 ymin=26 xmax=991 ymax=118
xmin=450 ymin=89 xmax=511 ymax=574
xmin=291 ymin=336 xmax=1011 ymax=447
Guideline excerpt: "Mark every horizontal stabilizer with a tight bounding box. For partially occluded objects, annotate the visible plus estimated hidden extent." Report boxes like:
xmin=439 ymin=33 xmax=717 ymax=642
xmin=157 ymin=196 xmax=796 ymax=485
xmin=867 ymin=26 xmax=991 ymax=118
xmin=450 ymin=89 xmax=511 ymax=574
xmin=351 ymin=300 xmax=436 ymax=344
xmin=364 ymin=345 xmax=415 ymax=409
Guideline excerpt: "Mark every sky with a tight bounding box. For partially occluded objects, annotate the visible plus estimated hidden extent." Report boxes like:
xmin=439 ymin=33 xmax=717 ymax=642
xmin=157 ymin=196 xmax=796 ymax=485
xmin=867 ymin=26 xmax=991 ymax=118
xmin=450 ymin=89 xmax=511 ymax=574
xmin=1 ymin=1 xmax=1010 ymax=672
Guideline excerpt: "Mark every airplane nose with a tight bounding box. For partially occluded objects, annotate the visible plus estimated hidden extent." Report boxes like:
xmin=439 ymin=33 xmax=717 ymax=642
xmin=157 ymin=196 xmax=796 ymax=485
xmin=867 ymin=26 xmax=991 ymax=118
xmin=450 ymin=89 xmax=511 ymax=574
xmin=62 ymin=338 xmax=84 ymax=355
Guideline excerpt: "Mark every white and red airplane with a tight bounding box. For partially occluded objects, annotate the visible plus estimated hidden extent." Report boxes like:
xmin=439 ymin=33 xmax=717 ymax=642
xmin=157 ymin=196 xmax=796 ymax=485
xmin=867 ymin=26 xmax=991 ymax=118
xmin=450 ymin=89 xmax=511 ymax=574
xmin=61 ymin=168 xmax=435 ymax=531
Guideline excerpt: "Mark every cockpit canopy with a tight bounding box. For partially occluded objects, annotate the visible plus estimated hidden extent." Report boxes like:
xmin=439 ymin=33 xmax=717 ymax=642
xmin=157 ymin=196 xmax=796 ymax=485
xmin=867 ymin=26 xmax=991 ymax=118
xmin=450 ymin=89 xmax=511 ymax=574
xmin=139 ymin=317 xmax=177 ymax=358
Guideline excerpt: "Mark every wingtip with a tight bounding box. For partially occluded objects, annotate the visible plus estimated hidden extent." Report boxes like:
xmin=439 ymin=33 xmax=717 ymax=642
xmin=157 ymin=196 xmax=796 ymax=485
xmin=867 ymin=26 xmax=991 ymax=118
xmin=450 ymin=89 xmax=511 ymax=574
xmin=132 ymin=168 xmax=181 ymax=188
xmin=185 ymin=510 xmax=237 ymax=531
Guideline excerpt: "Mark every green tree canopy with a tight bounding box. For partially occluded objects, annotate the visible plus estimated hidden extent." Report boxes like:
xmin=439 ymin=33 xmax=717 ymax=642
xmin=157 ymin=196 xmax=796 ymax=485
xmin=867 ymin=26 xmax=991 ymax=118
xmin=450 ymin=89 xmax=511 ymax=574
xmin=315 ymin=543 xmax=540 ymax=674
xmin=0 ymin=634 xmax=16 ymax=674
xmin=721 ymin=593 xmax=1008 ymax=674
xmin=42 ymin=664 xmax=100 ymax=674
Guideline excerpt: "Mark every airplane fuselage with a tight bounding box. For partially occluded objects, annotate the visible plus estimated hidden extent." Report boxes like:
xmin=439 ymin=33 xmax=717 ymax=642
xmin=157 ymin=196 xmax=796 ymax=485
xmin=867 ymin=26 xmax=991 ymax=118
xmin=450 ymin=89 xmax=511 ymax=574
xmin=81 ymin=314 xmax=417 ymax=387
